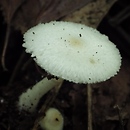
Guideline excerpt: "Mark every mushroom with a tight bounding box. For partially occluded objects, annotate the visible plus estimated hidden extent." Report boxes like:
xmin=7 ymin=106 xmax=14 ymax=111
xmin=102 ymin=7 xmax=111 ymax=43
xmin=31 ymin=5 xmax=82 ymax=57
xmin=20 ymin=21 xmax=121 ymax=129
xmin=23 ymin=21 xmax=121 ymax=84
xmin=39 ymin=108 xmax=64 ymax=130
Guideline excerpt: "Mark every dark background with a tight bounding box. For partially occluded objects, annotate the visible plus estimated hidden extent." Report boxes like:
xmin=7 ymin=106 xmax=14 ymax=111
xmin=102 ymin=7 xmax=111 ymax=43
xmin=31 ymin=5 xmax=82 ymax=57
xmin=0 ymin=0 xmax=130 ymax=130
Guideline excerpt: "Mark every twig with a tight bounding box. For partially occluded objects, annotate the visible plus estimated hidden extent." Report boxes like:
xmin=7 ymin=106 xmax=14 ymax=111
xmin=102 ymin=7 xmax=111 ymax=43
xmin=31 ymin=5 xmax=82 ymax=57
xmin=114 ymin=105 xmax=124 ymax=130
xmin=1 ymin=24 xmax=11 ymax=71
xmin=8 ymin=51 xmax=26 ymax=86
xmin=87 ymin=84 xmax=92 ymax=130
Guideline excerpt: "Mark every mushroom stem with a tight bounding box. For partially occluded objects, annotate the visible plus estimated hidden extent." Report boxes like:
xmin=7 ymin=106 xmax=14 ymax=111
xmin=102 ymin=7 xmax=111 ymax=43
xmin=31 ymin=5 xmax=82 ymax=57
xmin=18 ymin=77 xmax=63 ymax=112
xmin=87 ymin=84 xmax=92 ymax=130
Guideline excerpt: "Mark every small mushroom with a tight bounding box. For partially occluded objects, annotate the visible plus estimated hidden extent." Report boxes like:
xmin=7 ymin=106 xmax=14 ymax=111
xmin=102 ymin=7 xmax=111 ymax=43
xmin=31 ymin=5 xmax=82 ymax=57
xmin=39 ymin=108 xmax=64 ymax=130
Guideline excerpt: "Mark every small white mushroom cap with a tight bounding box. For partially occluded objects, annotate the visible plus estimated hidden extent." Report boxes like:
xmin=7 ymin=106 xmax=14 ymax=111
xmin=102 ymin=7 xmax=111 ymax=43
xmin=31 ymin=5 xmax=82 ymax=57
xmin=23 ymin=21 xmax=121 ymax=84
xmin=39 ymin=108 xmax=64 ymax=130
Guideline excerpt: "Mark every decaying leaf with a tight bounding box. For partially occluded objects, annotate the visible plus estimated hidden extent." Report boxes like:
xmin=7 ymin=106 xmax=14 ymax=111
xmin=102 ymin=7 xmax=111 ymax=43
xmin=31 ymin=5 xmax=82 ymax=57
xmin=62 ymin=0 xmax=118 ymax=28
xmin=0 ymin=0 xmax=92 ymax=32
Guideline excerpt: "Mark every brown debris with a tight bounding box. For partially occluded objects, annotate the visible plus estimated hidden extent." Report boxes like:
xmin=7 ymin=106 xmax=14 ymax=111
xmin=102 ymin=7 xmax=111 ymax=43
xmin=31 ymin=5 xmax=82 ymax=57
xmin=0 ymin=0 xmax=92 ymax=32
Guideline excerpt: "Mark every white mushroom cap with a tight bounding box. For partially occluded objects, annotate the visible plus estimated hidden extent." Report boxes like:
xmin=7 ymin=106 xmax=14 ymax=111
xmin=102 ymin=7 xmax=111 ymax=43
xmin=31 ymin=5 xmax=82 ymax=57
xmin=23 ymin=21 xmax=121 ymax=84
xmin=39 ymin=108 xmax=64 ymax=130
